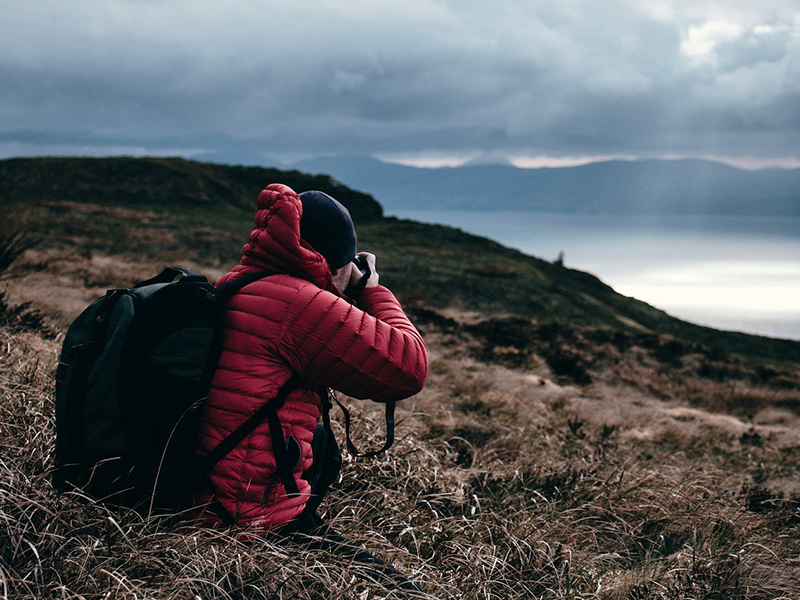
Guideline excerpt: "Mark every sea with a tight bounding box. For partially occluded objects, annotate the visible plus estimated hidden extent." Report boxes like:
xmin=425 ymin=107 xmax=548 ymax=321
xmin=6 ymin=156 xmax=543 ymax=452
xmin=384 ymin=210 xmax=800 ymax=342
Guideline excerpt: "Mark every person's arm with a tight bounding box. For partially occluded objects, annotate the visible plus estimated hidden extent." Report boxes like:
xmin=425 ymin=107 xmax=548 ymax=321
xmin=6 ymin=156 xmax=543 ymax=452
xmin=278 ymin=268 xmax=427 ymax=402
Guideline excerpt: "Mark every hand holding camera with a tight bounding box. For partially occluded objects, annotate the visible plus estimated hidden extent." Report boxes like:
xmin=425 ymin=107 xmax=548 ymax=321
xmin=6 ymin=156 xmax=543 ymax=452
xmin=347 ymin=252 xmax=379 ymax=294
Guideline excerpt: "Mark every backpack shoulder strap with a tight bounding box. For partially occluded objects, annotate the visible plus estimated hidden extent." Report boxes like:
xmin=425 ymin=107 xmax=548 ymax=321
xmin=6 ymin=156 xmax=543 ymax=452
xmin=134 ymin=267 xmax=206 ymax=288
xmin=198 ymin=374 xmax=303 ymax=495
xmin=214 ymin=271 xmax=273 ymax=297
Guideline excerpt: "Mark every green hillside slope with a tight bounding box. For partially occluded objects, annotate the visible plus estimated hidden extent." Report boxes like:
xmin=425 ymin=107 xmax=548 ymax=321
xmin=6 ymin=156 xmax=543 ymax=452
xmin=359 ymin=218 xmax=800 ymax=367
xmin=2 ymin=156 xmax=798 ymax=367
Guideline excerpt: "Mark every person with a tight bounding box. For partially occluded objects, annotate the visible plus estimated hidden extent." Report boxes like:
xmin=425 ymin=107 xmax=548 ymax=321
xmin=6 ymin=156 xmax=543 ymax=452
xmin=193 ymin=183 xmax=428 ymax=533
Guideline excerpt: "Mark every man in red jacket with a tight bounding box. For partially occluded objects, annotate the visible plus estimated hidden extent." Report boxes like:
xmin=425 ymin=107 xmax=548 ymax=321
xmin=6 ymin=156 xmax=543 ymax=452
xmin=194 ymin=183 xmax=428 ymax=533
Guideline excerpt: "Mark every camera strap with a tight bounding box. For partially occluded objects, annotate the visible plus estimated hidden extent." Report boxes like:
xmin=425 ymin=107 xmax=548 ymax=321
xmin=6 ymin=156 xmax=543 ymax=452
xmin=324 ymin=388 xmax=396 ymax=458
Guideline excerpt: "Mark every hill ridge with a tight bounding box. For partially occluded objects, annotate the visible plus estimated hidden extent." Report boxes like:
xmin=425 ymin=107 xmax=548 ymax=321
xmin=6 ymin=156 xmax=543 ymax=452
xmin=0 ymin=155 xmax=384 ymax=223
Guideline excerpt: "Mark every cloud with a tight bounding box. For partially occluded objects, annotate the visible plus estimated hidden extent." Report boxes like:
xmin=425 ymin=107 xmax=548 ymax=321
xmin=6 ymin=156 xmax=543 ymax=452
xmin=681 ymin=21 xmax=745 ymax=58
xmin=0 ymin=0 xmax=798 ymax=166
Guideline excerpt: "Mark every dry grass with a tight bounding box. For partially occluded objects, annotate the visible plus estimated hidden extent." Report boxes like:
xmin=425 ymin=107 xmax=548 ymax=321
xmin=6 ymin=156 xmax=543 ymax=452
xmin=2 ymin=235 xmax=800 ymax=597
xmin=3 ymin=314 xmax=800 ymax=598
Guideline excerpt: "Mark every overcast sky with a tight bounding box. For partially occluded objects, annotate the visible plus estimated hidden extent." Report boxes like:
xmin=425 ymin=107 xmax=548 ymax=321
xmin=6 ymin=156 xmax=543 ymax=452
xmin=1 ymin=0 xmax=798 ymax=169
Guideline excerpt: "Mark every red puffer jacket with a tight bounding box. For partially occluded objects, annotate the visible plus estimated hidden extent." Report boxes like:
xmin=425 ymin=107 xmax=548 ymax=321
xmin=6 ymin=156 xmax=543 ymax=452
xmin=194 ymin=183 xmax=428 ymax=530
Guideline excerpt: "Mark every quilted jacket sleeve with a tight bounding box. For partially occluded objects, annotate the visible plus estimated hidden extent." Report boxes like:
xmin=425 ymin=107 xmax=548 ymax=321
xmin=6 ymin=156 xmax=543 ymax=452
xmin=278 ymin=284 xmax=428 ymax=402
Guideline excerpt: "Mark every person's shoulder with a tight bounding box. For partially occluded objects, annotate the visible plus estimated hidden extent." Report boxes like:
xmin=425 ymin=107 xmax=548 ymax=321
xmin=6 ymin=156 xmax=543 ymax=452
xmin=249 ymin=274 xmax=342 ymax=306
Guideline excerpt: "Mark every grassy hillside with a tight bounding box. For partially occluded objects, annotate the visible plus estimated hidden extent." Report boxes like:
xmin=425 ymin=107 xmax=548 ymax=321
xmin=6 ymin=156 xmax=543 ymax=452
xmin=1 ymin=157 xmax=799 ymax=598
xmin=2 ymin=156 xmax=797 ymax=368
xmin=358 ymin=218 xmax=800 ymax=367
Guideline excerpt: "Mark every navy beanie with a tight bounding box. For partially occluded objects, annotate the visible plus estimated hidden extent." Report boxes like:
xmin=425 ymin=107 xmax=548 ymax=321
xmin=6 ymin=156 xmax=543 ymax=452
xmin=298 ymin=190 xmax=357 ymax=271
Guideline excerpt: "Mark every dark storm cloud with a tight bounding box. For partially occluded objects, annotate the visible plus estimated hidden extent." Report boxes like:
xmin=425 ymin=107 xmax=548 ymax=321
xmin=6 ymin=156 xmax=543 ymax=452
xmin=1 ymin=0 xmax=798 ymax=166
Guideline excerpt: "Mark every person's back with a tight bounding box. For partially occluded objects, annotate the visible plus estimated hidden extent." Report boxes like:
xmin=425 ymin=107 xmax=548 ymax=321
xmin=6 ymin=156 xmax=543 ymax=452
xmin=193 ymin=183 xmax=428 ymax=531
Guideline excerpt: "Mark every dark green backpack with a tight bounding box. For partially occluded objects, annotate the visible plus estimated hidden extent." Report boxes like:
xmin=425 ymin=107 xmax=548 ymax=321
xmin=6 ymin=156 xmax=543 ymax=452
xmin=53 ymin=267 xmax=299 ymax=512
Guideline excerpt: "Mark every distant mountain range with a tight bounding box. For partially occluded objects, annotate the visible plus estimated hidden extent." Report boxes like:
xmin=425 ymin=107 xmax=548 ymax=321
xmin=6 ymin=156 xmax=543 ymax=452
xmin=292 ymin=157 xmax=800 ymax=216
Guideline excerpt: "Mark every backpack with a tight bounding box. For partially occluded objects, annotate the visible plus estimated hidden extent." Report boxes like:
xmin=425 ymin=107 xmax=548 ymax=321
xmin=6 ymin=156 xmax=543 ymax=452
xmin=53 ymin=266 xmax=398 ymax=514
xmin=52 ymin=267 xmax=300 ymax=512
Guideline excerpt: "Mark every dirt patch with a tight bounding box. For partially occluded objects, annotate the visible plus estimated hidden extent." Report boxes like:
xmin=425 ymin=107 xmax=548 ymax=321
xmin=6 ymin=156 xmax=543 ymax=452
xmin=41 ymin=200 xmax=159 ymax=221
xmin=4 ymin=248 xmax=229 ymax=326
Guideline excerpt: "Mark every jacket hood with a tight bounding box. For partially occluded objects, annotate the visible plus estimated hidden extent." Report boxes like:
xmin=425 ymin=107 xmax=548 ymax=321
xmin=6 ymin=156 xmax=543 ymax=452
xmin=239 ymin=183 xmax=337 ymax=292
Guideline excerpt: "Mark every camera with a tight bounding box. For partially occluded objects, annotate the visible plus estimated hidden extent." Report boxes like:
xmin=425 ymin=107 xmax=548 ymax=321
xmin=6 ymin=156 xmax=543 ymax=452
xmin=347 ymin=255 xmax=371 ymax=294
xmin=353 ymin=254 xmax=369 ymax=273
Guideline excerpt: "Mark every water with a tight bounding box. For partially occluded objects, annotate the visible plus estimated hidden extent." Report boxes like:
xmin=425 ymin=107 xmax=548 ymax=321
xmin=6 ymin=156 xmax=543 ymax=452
xmin=386 ymin=209 xmax=800 ymax=341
